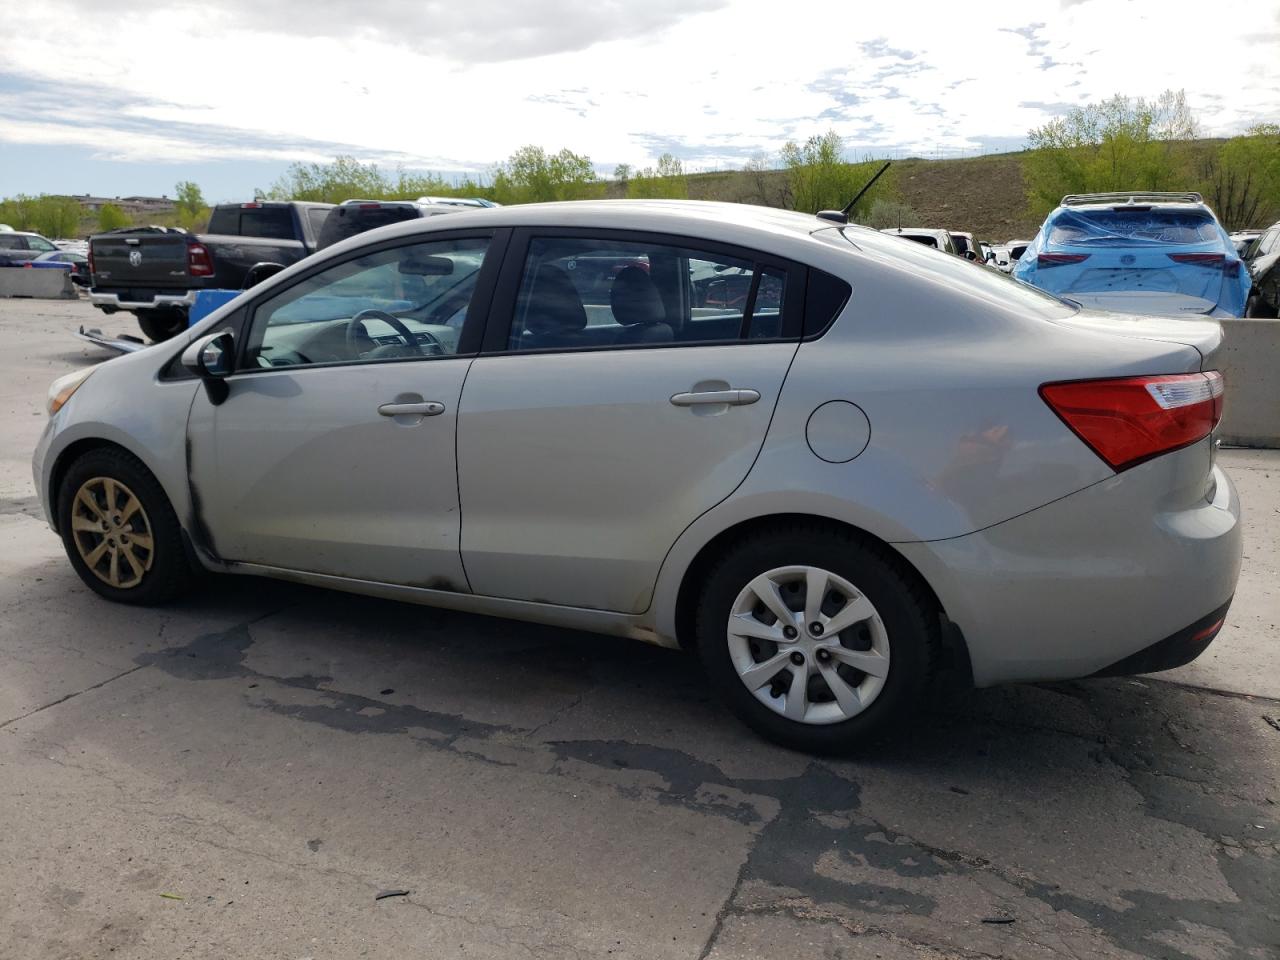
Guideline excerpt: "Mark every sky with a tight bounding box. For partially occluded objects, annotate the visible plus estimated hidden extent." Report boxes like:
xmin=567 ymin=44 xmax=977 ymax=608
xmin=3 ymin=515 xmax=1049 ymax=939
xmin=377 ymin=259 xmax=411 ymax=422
xmin=1 ymin=0 xmax=1277 ymax=203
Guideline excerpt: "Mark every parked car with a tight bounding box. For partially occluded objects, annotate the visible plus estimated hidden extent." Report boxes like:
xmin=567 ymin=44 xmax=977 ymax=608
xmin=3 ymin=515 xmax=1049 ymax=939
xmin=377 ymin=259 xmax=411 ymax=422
xmin=878 ymin=227 xmax=958 ymax=255
xmin=34 ymin=249 xmax=90 ymax=285
xmin=35 ymin=200 xmax=1240 ymax=753
xmin=1242 ymin=220 xmax=1280 ymax=317
xmin=1014 ymin=193 xmax=1249 ymax=317
xmin=416 ymin=196 xmax=501 ymax=209
xmin=1230 ymin=230 xmax=1262 ymax=257
xmin=88 ymin=201 xmax=334 ymax=342
xmin=316 ymin=199 xmax=463 ymax=250
xmin=949 ymin=231 xmax=985 ymax=262
xmin=1004 ymin=239 xmax=1032 ymax=270
xmin=0 ymin=229 xmax=60 ymax=265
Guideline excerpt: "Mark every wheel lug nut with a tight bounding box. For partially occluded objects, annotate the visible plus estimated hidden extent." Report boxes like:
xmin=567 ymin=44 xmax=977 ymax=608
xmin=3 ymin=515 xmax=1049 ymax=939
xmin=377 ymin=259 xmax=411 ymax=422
xmin=809 ymin=622 xmax=824 ymax=636
xmin=816 ymin=648 xmax=832 ymax=662
xmin=789 ymin=651 xmax=804 ymax=666
xmin=782 ymin=625 xmax=798 ymax=640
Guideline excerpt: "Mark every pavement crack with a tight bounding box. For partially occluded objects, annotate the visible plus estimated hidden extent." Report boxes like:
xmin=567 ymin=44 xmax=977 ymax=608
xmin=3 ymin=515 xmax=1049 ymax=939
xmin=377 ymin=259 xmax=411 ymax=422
xmin=0 ymin=664 xmax=144 ymax=730
xmin=697 ymin=847 xmax=753 ymax=960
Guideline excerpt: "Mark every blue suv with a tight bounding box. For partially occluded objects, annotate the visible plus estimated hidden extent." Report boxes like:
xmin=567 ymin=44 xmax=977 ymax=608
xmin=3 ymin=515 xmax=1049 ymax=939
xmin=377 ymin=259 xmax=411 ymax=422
xmin=1015 ymin=192 xmax=1250 ymax=317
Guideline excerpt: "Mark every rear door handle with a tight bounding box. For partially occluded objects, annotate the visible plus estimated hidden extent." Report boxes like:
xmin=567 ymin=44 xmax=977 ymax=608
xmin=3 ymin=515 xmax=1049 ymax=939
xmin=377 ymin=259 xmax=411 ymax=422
xmin=378 ymin=401 xmax=445 ymax=417
xmin=670 ymin=389 xmax=760 ymax=407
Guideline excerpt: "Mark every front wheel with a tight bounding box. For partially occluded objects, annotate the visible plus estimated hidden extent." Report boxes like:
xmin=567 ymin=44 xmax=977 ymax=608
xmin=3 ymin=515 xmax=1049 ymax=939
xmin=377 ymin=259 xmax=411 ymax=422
xmin=57 ymin=447 xmax=193 ymax=605
xmin=695 ymin=526 xmax=939 ymax=753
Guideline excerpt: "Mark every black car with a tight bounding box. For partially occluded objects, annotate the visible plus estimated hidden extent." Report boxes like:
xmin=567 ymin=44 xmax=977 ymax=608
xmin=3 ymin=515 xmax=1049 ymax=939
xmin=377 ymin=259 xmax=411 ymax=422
xmin=1244 ymin=221 xmax=1280 ymax=317
xmin=316 ymin=200 xmax=463 ymax=250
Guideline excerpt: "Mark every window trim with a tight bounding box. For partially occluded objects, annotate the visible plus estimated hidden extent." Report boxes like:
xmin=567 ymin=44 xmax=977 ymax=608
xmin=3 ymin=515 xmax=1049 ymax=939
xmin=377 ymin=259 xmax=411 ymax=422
xmin=228 ymin=227 xmax=510 ymax=376
xmin=478 ymin=227 xmax=807 ymax=357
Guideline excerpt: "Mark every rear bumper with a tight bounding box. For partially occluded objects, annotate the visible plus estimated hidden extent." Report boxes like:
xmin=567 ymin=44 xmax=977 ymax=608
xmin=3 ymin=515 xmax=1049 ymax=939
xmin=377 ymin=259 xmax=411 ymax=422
xmin=1090 ymin=598 xmax=1231 ymax=677
xmin=897 ymin=442 xmax=1242 ymax=686
xmin=89 ymin=289 xmax=196 ymax=311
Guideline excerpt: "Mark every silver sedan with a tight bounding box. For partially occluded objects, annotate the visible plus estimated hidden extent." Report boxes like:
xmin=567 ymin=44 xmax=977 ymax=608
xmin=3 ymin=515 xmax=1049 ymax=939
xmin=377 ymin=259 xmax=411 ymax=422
xmin=33 ymin=201 xmax=1242 ymax=752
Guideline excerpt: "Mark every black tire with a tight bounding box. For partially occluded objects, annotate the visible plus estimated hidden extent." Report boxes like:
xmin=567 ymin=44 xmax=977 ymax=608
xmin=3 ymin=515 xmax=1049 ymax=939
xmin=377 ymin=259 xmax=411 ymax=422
xmin=57 ymin=446 xmax=193 ymax=605
xmin=137 ymin=310 xmax=187 ymax=343
xmin=694 ymin=524 xmax=939 ymax=754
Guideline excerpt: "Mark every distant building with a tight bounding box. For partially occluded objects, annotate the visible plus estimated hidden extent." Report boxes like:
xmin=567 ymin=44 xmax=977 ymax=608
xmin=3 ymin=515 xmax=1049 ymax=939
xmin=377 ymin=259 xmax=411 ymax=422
xmin=72 ymin=194 xmax=175 ymax=215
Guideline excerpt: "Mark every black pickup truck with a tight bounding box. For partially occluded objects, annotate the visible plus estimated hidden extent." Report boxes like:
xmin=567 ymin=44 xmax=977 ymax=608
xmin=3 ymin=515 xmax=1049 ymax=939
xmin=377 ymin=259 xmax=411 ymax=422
xmin=88 ymin=201 xmax=333 ymax=341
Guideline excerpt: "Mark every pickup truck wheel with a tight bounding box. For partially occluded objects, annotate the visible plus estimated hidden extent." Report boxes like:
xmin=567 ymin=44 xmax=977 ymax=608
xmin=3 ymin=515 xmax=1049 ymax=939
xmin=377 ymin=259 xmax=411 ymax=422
xmin=1246 ymin=295 xmax=1278 ymax=319
xmin=138 ymin=311 xmax=187 ymax=343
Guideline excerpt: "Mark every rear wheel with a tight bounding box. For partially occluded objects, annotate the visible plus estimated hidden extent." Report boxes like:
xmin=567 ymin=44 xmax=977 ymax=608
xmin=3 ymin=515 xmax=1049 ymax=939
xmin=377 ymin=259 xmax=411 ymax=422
xmin=1245 ymin=294 xmax=1278 ymax=319
xmin=695 ymin=526 xmax=938 ymax=753
xmin=57 ymin=447 xmax=192 ymax=605
xmin=137 ymin=310 xmax=187 ymax=343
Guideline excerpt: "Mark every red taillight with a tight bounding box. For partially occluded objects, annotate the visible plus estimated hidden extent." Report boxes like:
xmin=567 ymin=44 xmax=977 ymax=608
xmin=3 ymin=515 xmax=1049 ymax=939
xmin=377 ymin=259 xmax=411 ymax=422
xmin=240 ymin=202 xmax=262 ymax=209
xmin=1168 ymin=253 xmax=1224 ymax=266
xmin=87 ymin=246 xmax=95 ymax=277
xmin=187 ymin=242 xmax=215 ymax=278
xmin=1037 ymin=253 xmax=1090 ymax=267
xmin=1040 ymin=372 xmax=1224 ymax=471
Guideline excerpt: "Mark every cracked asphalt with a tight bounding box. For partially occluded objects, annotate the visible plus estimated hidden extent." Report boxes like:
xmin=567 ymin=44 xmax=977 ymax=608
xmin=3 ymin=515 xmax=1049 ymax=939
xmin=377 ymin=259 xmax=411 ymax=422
xmin=2 ymin=300 xmax=1278 ymax=960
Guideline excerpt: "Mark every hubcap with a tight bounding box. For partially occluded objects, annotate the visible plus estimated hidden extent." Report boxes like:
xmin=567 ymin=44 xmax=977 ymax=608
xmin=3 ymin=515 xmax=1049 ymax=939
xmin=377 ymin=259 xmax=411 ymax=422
xmin=70 ymin=477 xmax=154 ymax=589
xmin=726 ymin=565 xmax=890 ymax=725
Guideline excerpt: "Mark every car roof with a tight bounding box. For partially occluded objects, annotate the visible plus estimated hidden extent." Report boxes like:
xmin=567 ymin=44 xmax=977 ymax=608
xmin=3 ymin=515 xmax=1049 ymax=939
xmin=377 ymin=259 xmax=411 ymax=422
xmin=879 ymin=227 xmax=951 ymax=239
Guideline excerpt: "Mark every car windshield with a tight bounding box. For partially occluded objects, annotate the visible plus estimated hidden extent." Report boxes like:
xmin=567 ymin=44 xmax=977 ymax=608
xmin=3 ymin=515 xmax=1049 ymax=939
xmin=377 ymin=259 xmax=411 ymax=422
xmin=1049 ymin=209 xmax=1220 ymax=246
xmin=318 ymin=206 xmax=421 ymax=248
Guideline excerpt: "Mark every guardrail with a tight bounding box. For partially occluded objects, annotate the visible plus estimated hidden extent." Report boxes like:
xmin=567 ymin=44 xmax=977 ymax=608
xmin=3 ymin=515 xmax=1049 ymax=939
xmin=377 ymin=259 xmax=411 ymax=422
xmin=1219 ymin=318 xmax=1280 ymax=448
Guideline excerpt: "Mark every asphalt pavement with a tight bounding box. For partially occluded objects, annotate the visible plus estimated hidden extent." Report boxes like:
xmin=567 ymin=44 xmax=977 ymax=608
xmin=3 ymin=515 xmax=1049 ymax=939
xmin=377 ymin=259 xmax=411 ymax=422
xmin=2 ymin=298 xmax=1277 ymax=960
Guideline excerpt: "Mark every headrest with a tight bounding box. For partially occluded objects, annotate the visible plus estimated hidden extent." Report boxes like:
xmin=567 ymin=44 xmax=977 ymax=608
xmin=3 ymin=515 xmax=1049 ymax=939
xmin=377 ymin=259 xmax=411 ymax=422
xmin=522 ymin=265 xmax=587 ymax=335
xmin=610 ymin=265 xmax=666 ymax=326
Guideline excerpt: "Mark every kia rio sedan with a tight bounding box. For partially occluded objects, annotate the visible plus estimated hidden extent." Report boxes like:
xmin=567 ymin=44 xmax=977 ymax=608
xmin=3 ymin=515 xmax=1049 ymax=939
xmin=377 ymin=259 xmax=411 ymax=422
xmin=33 ymin=201 xmax=1241 ymax=752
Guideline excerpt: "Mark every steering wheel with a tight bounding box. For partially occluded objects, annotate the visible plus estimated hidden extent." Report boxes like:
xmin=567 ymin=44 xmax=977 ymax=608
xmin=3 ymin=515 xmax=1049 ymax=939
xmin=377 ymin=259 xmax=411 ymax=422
xmin=345 ymin=309 xmax=442 ymax=358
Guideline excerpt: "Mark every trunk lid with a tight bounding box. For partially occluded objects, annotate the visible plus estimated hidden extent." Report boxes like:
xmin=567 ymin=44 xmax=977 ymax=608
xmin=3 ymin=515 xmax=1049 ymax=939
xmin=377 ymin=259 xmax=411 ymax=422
xmin=1046 ymin=307 xmax=1223 ymax=371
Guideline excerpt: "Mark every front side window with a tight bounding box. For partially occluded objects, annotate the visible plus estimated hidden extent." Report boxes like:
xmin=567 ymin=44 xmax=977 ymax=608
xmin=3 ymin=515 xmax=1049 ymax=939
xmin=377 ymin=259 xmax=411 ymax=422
xmin=507 ymin=236 xmax=792 ymax=352
xmin=27 ymin=236 xmax=57 ymax=252
xmin=243 ymin=237 xmax=489 ymax=370
xmin=238 ymin=207 xmax=295 ymax=240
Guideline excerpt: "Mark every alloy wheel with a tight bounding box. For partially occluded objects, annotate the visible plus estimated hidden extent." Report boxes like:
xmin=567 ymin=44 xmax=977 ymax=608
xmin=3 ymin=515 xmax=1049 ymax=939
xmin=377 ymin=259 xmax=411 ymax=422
xmin=69 ymin=476 xmax=155 ymax=589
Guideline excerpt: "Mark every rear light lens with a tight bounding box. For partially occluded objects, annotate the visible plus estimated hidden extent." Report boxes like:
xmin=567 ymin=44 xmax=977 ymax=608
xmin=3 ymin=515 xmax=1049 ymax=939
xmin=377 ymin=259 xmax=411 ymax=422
xmin=87 ymin=245 xmax=95 ymax=277
xmin=1040 ymin=372 xmax=1224 ymax=471
xmin=1037 ymin=253 xmax=1089 ymax=267
xmin=1168 ymin=253 xmax=1224 ymax=266
xmin=187 ymin=242 xmax=215 ymax=278
xmin=240 ymin=202 xmax=262 ymax=209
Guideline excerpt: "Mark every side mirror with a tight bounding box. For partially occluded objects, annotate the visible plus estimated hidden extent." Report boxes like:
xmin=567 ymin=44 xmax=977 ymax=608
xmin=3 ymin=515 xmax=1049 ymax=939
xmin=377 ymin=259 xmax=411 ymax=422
xmin=964 ymin=250 xmax=978 ymax=261
xmin=242 ymin=261 xmax=286 ymax=289
xmin=181 ymin=331 xmax=235 ymax=405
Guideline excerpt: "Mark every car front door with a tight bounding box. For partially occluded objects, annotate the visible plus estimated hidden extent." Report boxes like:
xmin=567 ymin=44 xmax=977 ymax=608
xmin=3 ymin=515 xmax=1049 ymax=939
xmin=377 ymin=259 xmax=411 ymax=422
xmin=456 ymin=229 xmax=805 ymax=614
xmin=186 ymin=231 xmax=503 ymax=590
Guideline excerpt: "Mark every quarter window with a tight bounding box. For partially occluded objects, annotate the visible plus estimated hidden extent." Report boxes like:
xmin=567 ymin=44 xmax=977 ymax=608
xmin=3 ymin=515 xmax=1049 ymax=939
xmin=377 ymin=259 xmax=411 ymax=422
xmin=243 ymin=238 xmax=490 ymax=370
xmin=506 ymin=237 xmax=794 ymax=351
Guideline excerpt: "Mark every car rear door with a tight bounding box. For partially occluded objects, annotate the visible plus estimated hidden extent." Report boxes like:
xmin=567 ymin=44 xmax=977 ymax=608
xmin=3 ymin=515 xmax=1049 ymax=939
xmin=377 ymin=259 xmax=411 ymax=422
xmin=186 ymin=229 xmax=504 ymax=589
xmin=455 ymin=228 xmax=805 ymax=614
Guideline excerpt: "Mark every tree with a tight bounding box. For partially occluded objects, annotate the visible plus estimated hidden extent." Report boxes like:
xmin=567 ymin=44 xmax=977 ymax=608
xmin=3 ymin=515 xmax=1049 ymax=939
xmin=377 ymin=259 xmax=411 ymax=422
xmin=740 ymin=153 xmax=790 ymax=208
xmin=262 ymin=155 xmax=394 ymax=203
xmin=780 ymin=131 xmax=892 ymax=216
xmin=490 ymin=146 xmax=603 ymax=204
xmin=174 ymin=180 xmax=209 ymax=231
xmin=613 ymin=163 xmax=632 ymax=188
xmin=628 ymin=153 xmax=689 ymax=199
xmin=98 ymin=204 xmax=131 ymax=232
xmin=33 ymin=196 xmax=82 ymax=239
xmin=1024 ymin=89 xmax=1200 ymax=218
xmin=1197 ymin=124 xmax=1280 ymax=230
xmin=861 ymin=198 xmax=920 ymax=230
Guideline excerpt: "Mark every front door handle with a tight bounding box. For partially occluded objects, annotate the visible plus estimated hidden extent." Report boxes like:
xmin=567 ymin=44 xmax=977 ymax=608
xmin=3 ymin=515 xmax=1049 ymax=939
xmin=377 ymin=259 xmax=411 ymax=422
xmin=378 ymin=401 xmax=445 ymax=417
xmin=670 ymin=389 xmax=760 ymax=407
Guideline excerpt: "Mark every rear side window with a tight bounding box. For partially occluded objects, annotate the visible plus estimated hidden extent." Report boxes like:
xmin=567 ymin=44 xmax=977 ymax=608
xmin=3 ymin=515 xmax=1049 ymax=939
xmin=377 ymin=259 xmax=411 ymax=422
xmin=1049 ymin=210 xmax=1221 ymax=246
xmin=803 ymin=268 xmax=851 ymax=338
xmin=504 ymin=236 xmax=800 ymax=352
xmin=306 ymin=207 xmax=331 ymax=239
xmin=317 ymin=206 xmax=422 ymax=249
xmin=0 ymin=235 xmax=25 ymax=249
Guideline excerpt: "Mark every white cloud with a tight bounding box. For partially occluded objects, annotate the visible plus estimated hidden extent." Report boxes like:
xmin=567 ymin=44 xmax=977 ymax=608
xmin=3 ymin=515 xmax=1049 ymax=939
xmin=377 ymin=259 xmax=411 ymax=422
xmin=0 ymin=0 xmax=1277 ymax=179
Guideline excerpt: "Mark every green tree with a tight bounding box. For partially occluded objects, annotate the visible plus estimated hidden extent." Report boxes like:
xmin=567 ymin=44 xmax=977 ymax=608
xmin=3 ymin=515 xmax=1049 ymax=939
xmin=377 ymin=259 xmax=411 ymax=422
xmin=33 ymin=196 xmax=83 ymax=238
xmin=490 ymin=146 xmax=603 ymax=204
xmin=0 ymin=194 xmax=40 ymax=231
xmin=780 ymin=131 xmax=891 ymax=216
xmin=613 ymin=163 xmax=632 ymax=188
xmin=628 ymin=153 xmax=689 ymax=199
xmin=174 ymin=180 xmax=210 ymax=231
xmin=861 ymin=197 xmax=920 ymax=229
xmin=1196 ymin=124 xmax=1280 ymax=230
xmin=1024 ymin=89 xmax=1200 ymax=218
xmin=98 ymin=204 xmax=131 ymax=232
xmin=262 ymin=155 xmax=395 ymax=203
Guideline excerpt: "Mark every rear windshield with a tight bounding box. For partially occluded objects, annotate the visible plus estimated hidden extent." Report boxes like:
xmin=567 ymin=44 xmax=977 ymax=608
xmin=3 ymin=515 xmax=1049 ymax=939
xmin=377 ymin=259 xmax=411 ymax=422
xmin=1049 ymin=209 xmax=1220 ymax=246
xmin=208 ymin=206 xmax=297 ymax=240
xmin=318 ymin=206 xmax=421 ymax=249
xmin=903 ymin=235 xmax=938 ymax=249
